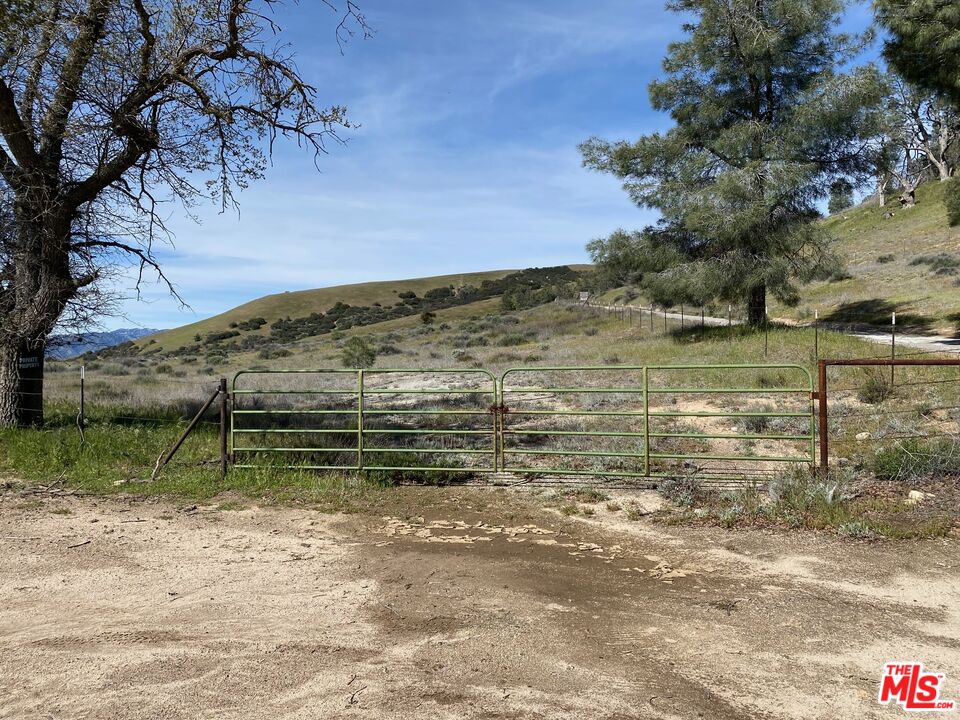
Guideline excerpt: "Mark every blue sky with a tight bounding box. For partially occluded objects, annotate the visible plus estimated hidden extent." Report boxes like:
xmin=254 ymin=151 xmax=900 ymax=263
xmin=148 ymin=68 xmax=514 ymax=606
xmin=113 ymin=0 xmax=875 ymax=330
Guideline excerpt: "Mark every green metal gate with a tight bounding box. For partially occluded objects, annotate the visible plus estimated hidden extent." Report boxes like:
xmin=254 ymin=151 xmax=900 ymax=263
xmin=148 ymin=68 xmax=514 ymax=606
xmin=231 ymin=364 xmax=815 ymax=482
xmin=231 ymin=368 xmax=498 ymax=473
xmin=498 ymin=364 xmax=815 ymax=483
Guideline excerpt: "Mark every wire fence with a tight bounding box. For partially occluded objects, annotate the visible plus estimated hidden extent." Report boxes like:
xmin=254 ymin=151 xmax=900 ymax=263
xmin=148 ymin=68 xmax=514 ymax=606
xmin=573 ymin=299 xmax=960 ymax=363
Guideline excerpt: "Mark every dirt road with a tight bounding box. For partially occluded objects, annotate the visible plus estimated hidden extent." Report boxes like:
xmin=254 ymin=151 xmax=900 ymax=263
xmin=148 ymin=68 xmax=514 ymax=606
xmin=589 ymin=302 xmax=960 ymax=356
xmin=1 ymin=488 xmax=957 ymax=719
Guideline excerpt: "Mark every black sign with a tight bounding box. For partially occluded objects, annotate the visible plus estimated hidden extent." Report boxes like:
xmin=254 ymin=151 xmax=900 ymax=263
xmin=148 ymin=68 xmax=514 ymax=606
xmin=19 ymin=355 xmax=41 ymax=371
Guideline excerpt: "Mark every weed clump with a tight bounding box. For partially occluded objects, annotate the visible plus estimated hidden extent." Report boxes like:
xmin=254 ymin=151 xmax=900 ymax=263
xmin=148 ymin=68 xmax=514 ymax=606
xmin=658 ymin=476 xmax=701 ymax=508
xmin=873 ymin=437 xmax=960 ymax=480
xmin=856 ymin=369 xmax=893 ymax=405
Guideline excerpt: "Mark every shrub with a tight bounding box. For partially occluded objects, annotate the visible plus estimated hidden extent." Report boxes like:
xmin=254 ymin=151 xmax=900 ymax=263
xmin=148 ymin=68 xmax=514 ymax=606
xmin=876 ymin=254 xmax=895 ymax=264
xmin=856 ymin=369 xmax=893 ymax=405
xmin=420 ymin=311 xmax=436 ymax=325
xmin=155 ymin=363 xmax=173 ymax=374
xmin=498 ymin=332 xmax=534 ymax=347
xmin=658 ymin=476 xmax=701 ymax=508
xmin=341 ymin=337 xmax=377 ymax=368
xmin=909 ymin=253 xmax=960 ymax=272
xmin=257 ymin=347 xmax=292 ymax=360
xmin=837 ymin=520 xmax=873 ymax=538
xmin=237 ymin=317 xmax=267 ymax=331
xmin=873 ymin=437 xmax=960 ymax=480
xmin=364 ymin=451 xmax=471 ymax=486
xmin=827 ymin=269 xmax=853 ymax=282
xmin=740 ymin=404 xmax=773 ymax=433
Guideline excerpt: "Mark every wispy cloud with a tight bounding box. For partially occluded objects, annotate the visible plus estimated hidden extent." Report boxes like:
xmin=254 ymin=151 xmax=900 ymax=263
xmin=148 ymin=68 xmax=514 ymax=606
xmin=100 ymin=0 xmax=870 ymax=330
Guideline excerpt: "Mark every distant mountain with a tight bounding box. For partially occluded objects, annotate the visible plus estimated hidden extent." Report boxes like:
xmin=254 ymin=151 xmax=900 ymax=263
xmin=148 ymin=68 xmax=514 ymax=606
xmin=47 ymin=328 xmax=161 ymax=360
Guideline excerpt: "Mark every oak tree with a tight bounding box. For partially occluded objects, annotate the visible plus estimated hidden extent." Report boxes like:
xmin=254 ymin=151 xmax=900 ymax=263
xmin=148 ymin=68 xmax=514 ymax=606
xmin=0 ymin=0 xmax=368 ymax=425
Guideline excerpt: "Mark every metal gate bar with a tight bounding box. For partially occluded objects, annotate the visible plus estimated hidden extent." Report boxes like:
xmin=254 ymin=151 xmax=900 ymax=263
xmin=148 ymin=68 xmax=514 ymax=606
xmin=231 ymin=368 xmax=498 ymax=473
xmin=499 ymin=364 xmax=815 ymax=481
xmin=231 ymin=364 xmax=816 ymax=481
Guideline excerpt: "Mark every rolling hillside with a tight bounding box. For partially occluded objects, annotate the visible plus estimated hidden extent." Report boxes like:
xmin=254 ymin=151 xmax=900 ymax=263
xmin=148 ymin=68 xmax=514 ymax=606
xmin=771 ymin=181 xmax=960 ymax=333
xmin=598 ymin=182 xmax=959 ymax=334
xmin=136 ymin=180 xmax=959 ymax=357
xmin=138 ymin=269 xmax=523 ymax=352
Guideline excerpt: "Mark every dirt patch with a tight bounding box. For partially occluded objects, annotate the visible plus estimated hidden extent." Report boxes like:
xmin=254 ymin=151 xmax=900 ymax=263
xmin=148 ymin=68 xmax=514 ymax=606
xmin=1 ymin=486 xmax=957 ymax=719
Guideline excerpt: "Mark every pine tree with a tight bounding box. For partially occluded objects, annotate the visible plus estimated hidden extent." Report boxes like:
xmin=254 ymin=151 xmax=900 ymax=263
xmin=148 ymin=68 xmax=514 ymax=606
xmin=581 ymin=0 xmax=881 ymax=324
xmin=828 ymin=179 xmax=855 ymax=215
xmin=876 ymin=0 xmax=960 ymax=108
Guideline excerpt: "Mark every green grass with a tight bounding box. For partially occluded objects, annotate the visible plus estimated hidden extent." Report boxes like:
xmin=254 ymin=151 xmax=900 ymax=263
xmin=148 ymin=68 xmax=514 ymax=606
xmin=0 ymin=404 xmax=391 ymax=511
xmin=661 ymin=468 xmax=956 ymax=539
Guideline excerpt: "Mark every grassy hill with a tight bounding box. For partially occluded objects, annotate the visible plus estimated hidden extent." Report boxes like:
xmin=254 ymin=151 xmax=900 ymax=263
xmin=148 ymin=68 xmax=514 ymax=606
xmin=138 ymin=180 xmax=959 ymax=356
xmin=771 ymin=181 xmax=960 ymax=333
xmin=597 ymin=182 xmax=959 ymax=334
xmin=138 ymin=269 xmax=524 ymax=352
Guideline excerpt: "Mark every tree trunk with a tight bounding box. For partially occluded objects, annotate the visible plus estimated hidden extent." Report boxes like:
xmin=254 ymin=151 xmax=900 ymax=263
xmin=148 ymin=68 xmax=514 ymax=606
xmin=900 ymin=186 xmax=916 ymax=208
xmin=747 ymin=284 xmax=766 ymax=327
xmin=0 ymin=336 xmax=45 ymax=428
xmin=877 ymin=173 xmax=890 ymax=207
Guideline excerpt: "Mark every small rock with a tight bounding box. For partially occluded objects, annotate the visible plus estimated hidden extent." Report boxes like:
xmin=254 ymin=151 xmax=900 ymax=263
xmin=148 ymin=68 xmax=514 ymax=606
xmin=855 ymin=432 xmax=871 ymax=442
xmin=906 ymin=490 xmax=934 ymax=505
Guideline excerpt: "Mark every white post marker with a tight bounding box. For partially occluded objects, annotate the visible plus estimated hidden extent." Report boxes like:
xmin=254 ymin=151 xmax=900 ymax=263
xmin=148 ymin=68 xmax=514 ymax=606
xmin=814 ymin=309 xmax=819 ymax=359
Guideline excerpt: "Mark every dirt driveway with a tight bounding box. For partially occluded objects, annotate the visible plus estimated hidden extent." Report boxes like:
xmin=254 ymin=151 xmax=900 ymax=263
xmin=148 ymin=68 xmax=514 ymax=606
xmin=1 ymin=487 xmax=957 ymax=719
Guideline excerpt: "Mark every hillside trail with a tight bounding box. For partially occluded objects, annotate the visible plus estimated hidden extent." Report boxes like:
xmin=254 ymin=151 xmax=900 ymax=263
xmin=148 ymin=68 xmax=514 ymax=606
xmin=588 ymin=303 xmax=960 ymax=356
xmin=2 ymin=487 xmax=958 ymax=719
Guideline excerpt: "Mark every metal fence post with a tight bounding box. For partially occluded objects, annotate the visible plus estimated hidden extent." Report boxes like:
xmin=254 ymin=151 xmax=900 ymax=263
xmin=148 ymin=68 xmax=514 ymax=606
xmin=493 ymin=378 xmax=500 ymax=473
xmin=764 ymin=306 xmax=769 ymax=357
xmin=79 ymin=365 xmax=85 ymax=427
xmin=814 ymin=309 xmax=819 ymax=360
xmin=357 ymin=369 xmax=365 ymax=471
xmin=219 ymin=378 xmax=228 ymax=480
xmin=642 ymin=366 xmax=650 ymax=477
xmin=817 ymin=360 xmax=828 ymax=474
xmin=891 ymin=312 xmax=896 ymax=387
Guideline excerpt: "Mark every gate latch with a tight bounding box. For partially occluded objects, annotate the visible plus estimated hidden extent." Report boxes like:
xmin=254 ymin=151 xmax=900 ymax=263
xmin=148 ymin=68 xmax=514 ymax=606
xmin=488 ymin=404 xmax=510 ymax=416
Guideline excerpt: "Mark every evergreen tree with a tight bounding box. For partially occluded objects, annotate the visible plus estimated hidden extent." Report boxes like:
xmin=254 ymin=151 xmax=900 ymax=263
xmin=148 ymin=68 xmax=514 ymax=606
xmin=581 ymin=0 xmax=881 ymax=324
xmin=876 ymin=0 xmax=960 ymax=108
xmin=828 ymin=179 xmax=855 ymax=214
